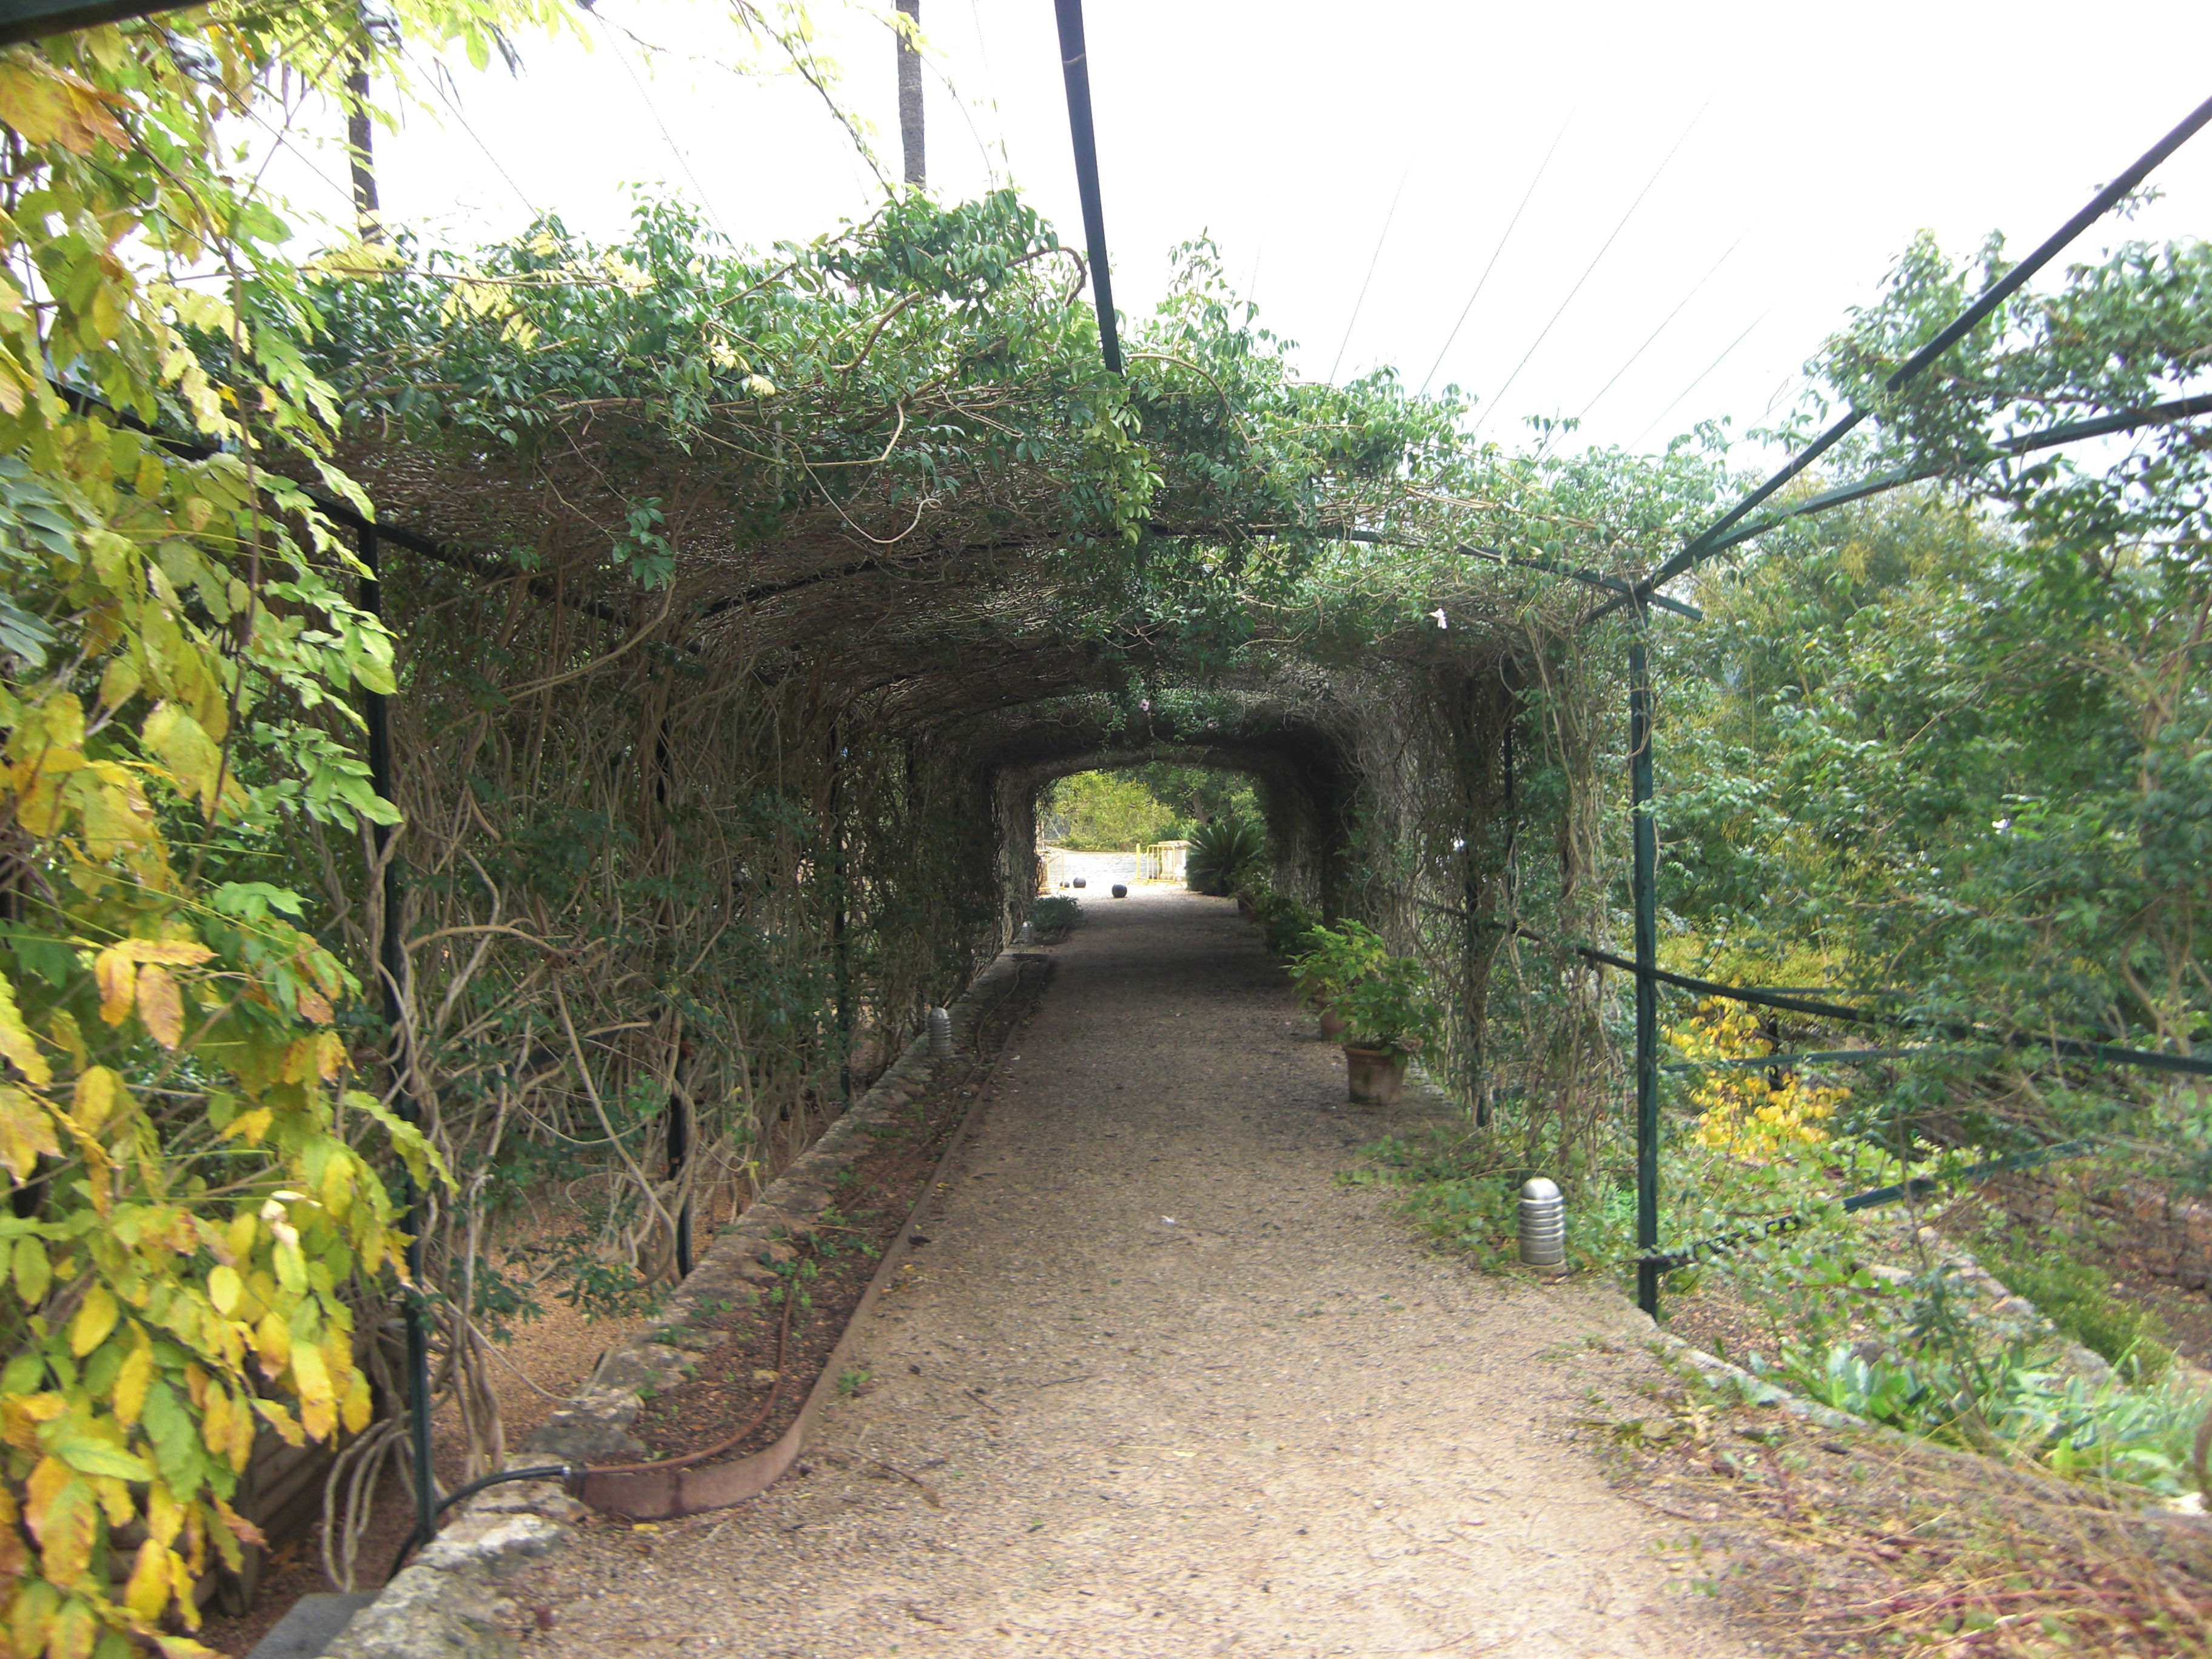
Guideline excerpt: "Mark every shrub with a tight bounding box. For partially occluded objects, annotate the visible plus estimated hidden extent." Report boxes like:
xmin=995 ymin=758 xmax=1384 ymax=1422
xmin=1030 ymin=895 xmax=1082 ymax=940
xmin=1339 ymin=954 xmax=1439 ymax=1058
xmin=1287 ymin=920 xmax=1389 ymax=1008
xmin=1248 ymin=890 xmax=1315 ymax=954
xmin=1185 ymin=816 xmax=1269 ymax=896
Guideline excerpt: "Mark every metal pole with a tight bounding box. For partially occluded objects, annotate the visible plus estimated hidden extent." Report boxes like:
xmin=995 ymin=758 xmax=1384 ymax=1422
xmin=828 ymin=723 xmax=852 ymax=1101
xmin=1050 ymin=0 xmax=1122 ymax=375
xmin=360 ymin=527 xmax=438 ymax=1553
xmin=1629 ymin=617 xmax=1660 ymax=1316
xmin=0 ymin=0 xmax=201 ymax=47
xmin=666 ymin=1039 xmax=693 ymax=1280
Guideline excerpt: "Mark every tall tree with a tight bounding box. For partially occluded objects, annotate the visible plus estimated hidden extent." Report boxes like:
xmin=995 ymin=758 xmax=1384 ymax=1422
xmin=894 ymin=0 xmax=923 ymax=187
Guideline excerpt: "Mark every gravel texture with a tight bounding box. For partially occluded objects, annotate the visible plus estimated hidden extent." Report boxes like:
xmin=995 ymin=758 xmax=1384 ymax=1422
xmin=514 ymin=888 xmax=1757 ymax=1657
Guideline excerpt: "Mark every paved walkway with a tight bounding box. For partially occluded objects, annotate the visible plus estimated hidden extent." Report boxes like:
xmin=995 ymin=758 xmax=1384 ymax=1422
xmin=523 ymin=889 xmax=1755 ymax=1658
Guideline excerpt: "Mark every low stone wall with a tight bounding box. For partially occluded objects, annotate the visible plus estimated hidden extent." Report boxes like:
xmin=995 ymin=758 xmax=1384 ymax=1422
xmin=1988 ymin=1167 xmax=2212 ymax=1291
xmin=323 ymin=951 xmax=1031 ymax=1659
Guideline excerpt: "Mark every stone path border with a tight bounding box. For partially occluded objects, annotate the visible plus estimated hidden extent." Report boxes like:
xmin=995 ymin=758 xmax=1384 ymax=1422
xmin=322 ymin=951 xmax=1034 ymax=1659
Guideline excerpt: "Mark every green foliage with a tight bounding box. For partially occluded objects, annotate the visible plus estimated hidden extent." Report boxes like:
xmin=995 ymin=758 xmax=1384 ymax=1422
xmin=1185 ymin=816 xmax=1269 ymax=896
xmin=1245 ymin=890 xmax=1315 ymax=956
xmin=1118 ymin=763 xmax=1257 ymax=832
xmin=1287 ymin=920 xmax=1387 ymax=1007
xmin=1971 ymin=1220 xmax=2172 ymax=1379
xmin=1038 ymin=770 xmax=1179 ymax=850
xmin=0 ymin=5 xmax=584 ymax=1643
xmin=1339 ymin=955 xmax=1439 ymax=1058
xmin=1029 ymin=896 xmax=1081 ymax=941
xmin=1777 ymin=1335 xmax=2204 ymax=1497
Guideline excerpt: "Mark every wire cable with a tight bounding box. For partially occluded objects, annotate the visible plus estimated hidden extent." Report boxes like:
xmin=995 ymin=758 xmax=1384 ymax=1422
xmin=418 ymin=52 xmax=541 ymax=220
xmin=1629 ymin=309 xmax=1769 ymax=449
xmin=1328 ymin=165 xmax=1410 ymax=384
xmin=597 ymin=10 xmax=731 ymax=238
xmin=1472 ymin=100 xmax=1708 ymax=437
xmin=1419 ymin=114 xmax=1569 ymax=397
xmin=1577 ymin=233 xmax=1743 ymax=424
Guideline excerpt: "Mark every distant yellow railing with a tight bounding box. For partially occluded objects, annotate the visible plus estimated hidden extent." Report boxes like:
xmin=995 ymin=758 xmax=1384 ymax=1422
xmin=1138 ymin=840 xmax=1190 ymax=883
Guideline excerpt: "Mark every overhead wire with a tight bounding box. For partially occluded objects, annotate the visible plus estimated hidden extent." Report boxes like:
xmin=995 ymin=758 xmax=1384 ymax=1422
xmin=1419 ymin=113 xmax=1570 ymax=397
xmin=417 ymin=51 xmax=543 ymax=220
xmin=1328 ymin=165 xmax=1410 ymax=384
xmin=597 ymin=10 xmax=733 ymax=238
xmin=1575 ymin=232 xmax=1744 ymax=423
xmin=1471 ymin=99 xmax=1709 ymax=438
xmin=1629 ymin=309 xmax=1769 ymax=448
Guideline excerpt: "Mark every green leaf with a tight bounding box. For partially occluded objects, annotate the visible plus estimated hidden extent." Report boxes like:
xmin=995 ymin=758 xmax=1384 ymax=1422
xmin=139 ymin=1381 xmax=203 ymax=1492
xmin=347 ymin=1090 xmax=455 ymax=1192
xmin=51 ymin=1438 xmax=151 ymax=1481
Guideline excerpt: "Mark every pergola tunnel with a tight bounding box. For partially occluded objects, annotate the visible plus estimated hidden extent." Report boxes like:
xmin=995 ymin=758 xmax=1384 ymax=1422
xmin=12 ymin=4 xmax=2212 ymax=1649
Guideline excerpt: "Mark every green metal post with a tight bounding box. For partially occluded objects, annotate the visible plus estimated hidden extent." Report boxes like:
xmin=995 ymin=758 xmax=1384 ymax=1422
xmin=1631 ymin=619 xmax=1660 ymax=1316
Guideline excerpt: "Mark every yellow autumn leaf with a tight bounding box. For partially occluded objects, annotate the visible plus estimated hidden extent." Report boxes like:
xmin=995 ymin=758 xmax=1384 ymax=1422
xmin=46 ymin=1598 xmax=94 ymax=1659
xmin=0 ymin=971 xmax=50 ymax=1087
xmin=341 ymin=1371 xmax=372 ymax=1435
xmin=115 ymin=939 xmax=214 ymax=967
xmin=198 ymin=1386 xmax=230 ymax=1461
xmin=93 ymin=948 xmax=135 ymax=1027
xmin=290 ymin=1345 xmax=335 ymax=1441
xmin=146 ymin=1480 xmax=182 ymax=1548
xmin=72 ymin=762 xmax=159 ymax=859
xmin=124 ymin=1536 xmax=170 ymax=1621
xmin=136 ymin=962 xmax=183 ymax=1048
xmin=0 ymin=1087 xmax=60 ymax=1182
xmin=253 ymin=1310 xmax=290 ymax=1378
xmin=140 ymin=702 xmax=229 ymax=817
xmin=47 ymin=1008 xmax=85 ymax=1070
xmin=220 ymin=1108 xmax=271 ymax=1147
xmin=112 ymin=1344 xmax=152 ymax=1427
xmin=227 ymin=1399 xmax=253 ymax=1470
xmin=0 ymin=60 xmax=130 ymax=153
xmin=71 ymin=1067 xmax=117 ymax=1136
xmin=206 ymin=1264 xmax=241 ymax=1318
xmin=68 ymin=1284 xmax=117 ymax=1357
xmin=0 ymin=1486 xmax=22 ymax=1586
xmin=32 ymin=1476 xmax=95 ymax=1586
xmin=250 ymin=1398 xmax=303 ymax=1449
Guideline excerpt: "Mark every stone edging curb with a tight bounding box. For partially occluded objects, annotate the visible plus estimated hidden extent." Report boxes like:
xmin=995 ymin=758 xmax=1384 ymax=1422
xmin=323 ymin=950 xmax=1033 ymax=1659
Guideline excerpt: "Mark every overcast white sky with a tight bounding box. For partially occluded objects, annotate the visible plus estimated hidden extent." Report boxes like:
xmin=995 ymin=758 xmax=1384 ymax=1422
xmin=269 ymin=0 xmax=2212 ymax=457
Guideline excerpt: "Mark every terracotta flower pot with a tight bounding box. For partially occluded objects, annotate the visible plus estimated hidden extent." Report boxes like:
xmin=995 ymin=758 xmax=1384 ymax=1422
xmin=1317 ymin=1004 xmax=1349 ymax=1041
xmin=1342 ymin=1045 xmax=1407 ymax=1108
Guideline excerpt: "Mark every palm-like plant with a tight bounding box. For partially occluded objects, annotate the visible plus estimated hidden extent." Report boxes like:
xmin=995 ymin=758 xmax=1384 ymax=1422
xmin=1185 ymin=815 xmax=1269 ymax=896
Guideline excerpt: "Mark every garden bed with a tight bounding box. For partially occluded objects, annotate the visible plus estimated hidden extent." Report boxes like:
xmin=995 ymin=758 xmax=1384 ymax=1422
xmin=534 ymin=951 xmax=1055 ymax=1518
xmin=624 ymin=1060 xmax=1000 ymax=1465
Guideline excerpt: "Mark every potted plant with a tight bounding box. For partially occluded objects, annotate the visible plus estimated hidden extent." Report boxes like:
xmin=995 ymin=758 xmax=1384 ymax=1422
xmin=1337 ymin=954 xmax=1437 ymax=1108
xmin=1287 ymin=921 xmax=1387 ymax=1042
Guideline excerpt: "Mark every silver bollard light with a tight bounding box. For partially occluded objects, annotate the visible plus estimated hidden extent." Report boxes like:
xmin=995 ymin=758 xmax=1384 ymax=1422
xmin=928 ymin=1006 xmax=954 ymax=1058
xmin=1518 ymin=1177 xmax=1566 ymax=1272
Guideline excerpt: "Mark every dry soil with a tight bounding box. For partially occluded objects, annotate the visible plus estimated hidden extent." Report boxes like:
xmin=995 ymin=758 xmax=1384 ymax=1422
xmin=515 ymin=886 xmax=1760 ymax=1658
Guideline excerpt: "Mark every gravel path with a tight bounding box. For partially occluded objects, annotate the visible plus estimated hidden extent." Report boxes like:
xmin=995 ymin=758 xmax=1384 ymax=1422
xmin=519 ymin=888 xmax=1757 ymax=1658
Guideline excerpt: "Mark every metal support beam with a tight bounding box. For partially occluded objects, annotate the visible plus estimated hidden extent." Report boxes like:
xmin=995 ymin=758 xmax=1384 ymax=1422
xmin=1685 ymin=391 xmax=2212 ymax=563
xmin=1051 ymin=0 xmax=1121 ymax=374
xmin=1589 ymin=92 xmax=2212 ymax=623
xmin=0 ymin=0 xmax=199 ymax=47
xmin=360 ymin=527 xmax=439 ymax=1555
xmin=1629 ymin=620 xmax=1660 ymax=1316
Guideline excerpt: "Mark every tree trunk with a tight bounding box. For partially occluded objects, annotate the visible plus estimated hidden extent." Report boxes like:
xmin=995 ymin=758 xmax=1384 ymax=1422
xmin=895 ymin=0 xmax=924 ymax=188
xmin=346 ymin=60 xmax=380 ymax=239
